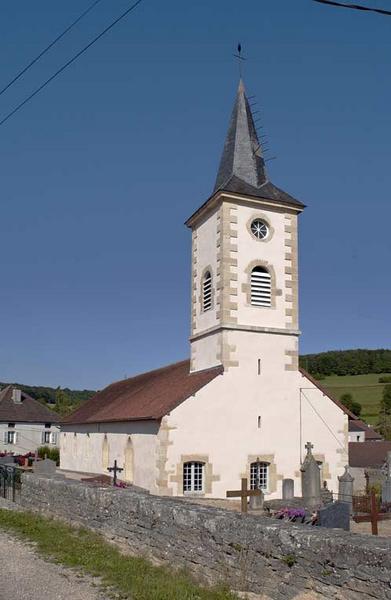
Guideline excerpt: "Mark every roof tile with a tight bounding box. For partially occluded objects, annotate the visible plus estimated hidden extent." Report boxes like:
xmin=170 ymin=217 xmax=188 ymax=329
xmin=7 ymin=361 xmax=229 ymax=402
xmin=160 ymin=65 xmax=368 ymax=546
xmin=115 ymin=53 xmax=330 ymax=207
xmin=62 ymin=360 xmax=223 ymax=425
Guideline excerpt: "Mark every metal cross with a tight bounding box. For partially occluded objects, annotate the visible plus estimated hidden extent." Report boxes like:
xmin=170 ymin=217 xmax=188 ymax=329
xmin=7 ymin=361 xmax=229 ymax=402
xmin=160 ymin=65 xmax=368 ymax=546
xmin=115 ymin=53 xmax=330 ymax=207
xmin=107 ymin=460 xmax=123 ymax=486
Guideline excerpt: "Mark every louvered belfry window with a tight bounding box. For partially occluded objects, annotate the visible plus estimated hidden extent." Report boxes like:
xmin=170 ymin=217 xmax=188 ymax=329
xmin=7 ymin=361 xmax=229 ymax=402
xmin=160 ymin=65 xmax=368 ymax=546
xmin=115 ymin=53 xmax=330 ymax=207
xmin=251 ymin=266 xmax=272 ymax=307
xmin=202 ymin=271 xmax=212 ymax=312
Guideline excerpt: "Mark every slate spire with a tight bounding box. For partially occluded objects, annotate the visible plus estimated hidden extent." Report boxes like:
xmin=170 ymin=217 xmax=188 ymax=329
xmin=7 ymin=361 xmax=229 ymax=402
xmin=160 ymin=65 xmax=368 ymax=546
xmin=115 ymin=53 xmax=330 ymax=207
xmin=214 ymin=79 xmax=267 ymax=193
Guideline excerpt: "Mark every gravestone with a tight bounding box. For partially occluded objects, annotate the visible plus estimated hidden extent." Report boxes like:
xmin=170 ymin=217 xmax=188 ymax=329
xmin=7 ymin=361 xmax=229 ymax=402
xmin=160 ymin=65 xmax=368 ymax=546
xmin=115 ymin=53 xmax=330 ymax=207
xmin=338 ymin=465 xmax=354 ymax=513
xmin=300 ymin=442 xmax=321 ymax=509
xmin=33 ymin=458 xmax=56 ymax=477
xmin=249 ymin=489 xmax=264 ymax=511
xmin=318 ymin=501 xmax=350 ymax=531
xmin=282 ymin=478 xmax=294 ymax=500
xmin=382 ymin=451 xmax=391 ymax=504
xmin=321 ymin=481 xmax=333 ymax=505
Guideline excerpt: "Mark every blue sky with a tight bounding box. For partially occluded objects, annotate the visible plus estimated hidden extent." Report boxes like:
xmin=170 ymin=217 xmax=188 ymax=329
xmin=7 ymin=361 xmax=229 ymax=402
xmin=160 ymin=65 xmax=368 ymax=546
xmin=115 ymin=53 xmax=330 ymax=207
xmin=0 ymin=0 xmax=390 ymax=389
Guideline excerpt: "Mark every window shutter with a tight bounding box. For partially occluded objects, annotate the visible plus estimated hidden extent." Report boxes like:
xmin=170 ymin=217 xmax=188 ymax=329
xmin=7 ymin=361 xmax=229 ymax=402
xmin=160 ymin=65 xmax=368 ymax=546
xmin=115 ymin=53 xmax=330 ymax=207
xmin=3 ymin=431 xmax=7 ymax=444
xmin=51 ymin=433 xmax=57 ymax=445
xmin=41 ymin=431 xmax=46 ymax=445
xmin=202 ymin=272 xmax=212 ymax=312
xmin=14 ymin=432 xmax=18 ymax=445
xmin=251 ymin=267 xmax=271 ymax=307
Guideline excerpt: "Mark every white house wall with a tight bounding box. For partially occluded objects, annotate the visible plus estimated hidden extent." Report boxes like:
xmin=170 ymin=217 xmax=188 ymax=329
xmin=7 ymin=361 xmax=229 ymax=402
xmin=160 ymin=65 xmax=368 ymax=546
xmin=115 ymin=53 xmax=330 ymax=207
xmin=0 ymin=422 xmax=59 ymax=455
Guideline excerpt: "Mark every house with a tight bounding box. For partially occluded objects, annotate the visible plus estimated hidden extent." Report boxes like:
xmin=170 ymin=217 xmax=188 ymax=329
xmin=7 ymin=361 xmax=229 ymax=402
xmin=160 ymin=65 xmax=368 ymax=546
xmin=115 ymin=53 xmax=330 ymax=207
xmin=348 ymin=418 xmax=382 ymax=443
xmin=60 ymin=78 xmax=351 ymax=499
xmin=0 ymin=386 xmax=59 ymax=455
xmin=349 ymin=440 xmax=391 ymax=492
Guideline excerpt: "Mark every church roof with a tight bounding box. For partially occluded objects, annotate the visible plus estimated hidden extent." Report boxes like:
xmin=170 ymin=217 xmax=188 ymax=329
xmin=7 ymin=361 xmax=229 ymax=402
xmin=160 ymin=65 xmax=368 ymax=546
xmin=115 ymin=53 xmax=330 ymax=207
xmin=213 ymin=80 xmax=304 ymax=209
xmin=62 ymin=360 xmax=223 ymax=425
xmin=0 ymin=385 xmax=59 ymax=423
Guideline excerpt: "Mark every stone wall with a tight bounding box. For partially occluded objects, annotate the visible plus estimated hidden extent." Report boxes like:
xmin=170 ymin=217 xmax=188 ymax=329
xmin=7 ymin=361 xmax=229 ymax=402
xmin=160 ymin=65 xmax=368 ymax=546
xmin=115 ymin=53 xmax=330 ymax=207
xmin=10 ymin=473 xmax=391 ymax=599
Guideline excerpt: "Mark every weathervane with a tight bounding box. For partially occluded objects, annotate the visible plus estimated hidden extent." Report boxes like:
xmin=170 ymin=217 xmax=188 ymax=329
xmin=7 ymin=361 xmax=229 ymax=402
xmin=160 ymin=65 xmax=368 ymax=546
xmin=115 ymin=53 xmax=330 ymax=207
xmin=233 ymin=42 xmax=246 ymax=77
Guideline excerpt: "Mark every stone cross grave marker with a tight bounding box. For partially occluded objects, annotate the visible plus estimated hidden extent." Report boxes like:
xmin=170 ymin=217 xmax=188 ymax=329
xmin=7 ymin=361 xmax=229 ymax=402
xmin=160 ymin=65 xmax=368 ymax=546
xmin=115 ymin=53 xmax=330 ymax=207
xmin=282 ymin=478 xmax=294 ymax=500
xmin=226 ymin=478 xmax=262 ymax=513
xmin=107 ymin=460 xmax=123 ymax=486
xmin=33 ymin=458 xmax=56 ymax=477
xmin=382 ymin=451 xmax=391 ymax=504
xmin=300 ymin=441 xmax=321 ymax=509
xmin=353 ymin=490 xmax=391 ymax=535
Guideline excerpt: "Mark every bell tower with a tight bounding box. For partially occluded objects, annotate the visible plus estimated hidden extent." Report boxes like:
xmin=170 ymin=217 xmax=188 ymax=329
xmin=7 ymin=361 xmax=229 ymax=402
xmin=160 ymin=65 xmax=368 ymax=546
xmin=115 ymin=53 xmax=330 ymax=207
xmin=186 ymin=79 xmax=305 ymax=375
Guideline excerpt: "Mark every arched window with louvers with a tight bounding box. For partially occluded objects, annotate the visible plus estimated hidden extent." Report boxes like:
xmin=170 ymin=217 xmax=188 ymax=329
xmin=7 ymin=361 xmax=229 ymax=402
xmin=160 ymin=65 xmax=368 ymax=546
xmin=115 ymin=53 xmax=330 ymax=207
xmin=202 ymin=270 xmax=212 ymax=312
xmin=251 ymin=266 xmax=272 ymax=307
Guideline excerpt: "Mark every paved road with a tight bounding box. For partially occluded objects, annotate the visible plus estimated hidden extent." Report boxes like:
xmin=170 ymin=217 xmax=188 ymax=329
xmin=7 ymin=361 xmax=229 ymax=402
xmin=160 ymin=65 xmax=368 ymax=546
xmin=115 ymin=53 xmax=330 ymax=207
xmin=0 ymin=531 xmax=109 ymax=600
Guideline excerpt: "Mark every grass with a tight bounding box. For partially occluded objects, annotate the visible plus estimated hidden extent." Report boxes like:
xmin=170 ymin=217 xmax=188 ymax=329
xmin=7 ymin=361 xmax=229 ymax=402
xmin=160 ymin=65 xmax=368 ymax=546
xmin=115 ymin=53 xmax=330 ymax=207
xmin=0 ymin=509 xmax=238 ymax=600
xmin=321 ymin=373 xmax=391 ymax=426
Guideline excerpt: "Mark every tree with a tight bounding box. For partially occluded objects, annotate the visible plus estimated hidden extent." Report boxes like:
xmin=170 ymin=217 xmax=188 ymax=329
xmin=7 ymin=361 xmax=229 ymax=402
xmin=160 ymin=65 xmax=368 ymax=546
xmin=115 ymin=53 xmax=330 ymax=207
xmin=340 ymin=393 xmax=362 ymax=417
xmin=377 ymin=386 xmax=391 ymax=440
xmin=381 ymin=385 xmax=391 ymax=415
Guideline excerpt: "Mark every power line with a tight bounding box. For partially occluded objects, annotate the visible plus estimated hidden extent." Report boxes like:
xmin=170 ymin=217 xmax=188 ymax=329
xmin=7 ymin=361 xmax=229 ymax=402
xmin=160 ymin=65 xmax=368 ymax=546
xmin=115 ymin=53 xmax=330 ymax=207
xmin=312 ymin=0 xmax=391 ymax=16
xmin=0 ymin=0 xmax=144 ymax=129
xmin=0 ymin=0 xmax=105 ymax=99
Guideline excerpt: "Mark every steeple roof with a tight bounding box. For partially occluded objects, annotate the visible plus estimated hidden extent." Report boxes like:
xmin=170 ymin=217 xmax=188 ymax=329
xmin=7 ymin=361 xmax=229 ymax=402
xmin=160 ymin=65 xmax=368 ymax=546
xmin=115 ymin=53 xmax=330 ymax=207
xmin=213 ymin=80 xmax=304 ymax=208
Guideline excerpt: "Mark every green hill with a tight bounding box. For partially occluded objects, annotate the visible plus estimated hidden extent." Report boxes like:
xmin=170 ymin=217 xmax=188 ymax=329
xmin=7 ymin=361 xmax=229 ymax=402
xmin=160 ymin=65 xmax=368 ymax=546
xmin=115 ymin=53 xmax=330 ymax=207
xmin=318 ymin=373 xmax=391 ymax=426
xmin=300 ymin=349 xmax=391 ymax=427
xmin=0 ymin=381 xmax=96 ymax=417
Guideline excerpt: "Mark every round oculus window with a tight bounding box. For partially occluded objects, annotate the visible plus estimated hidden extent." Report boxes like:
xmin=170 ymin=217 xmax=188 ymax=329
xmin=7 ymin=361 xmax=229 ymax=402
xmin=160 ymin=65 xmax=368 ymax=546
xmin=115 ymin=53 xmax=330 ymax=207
xmin=251 ymin=219 xmax=269 ymax=240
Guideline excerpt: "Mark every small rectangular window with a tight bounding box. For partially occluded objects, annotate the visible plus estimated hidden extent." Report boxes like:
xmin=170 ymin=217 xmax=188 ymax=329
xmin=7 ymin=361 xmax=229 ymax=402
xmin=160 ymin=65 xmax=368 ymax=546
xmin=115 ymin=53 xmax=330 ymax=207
xmin=6 ymin=431 xmax=16 ymax=444
xmin=8 ymin=423 xmax=15 ymax=428
xmin=257 ymin=359 xmax=261 ymax=375
xmin=44 ymin=423 xmax=51 ymax=429
xmin=43 ymin=431 xmax=51 ymax=445
xmin=257 ymin=416 xmax=261 ymax=429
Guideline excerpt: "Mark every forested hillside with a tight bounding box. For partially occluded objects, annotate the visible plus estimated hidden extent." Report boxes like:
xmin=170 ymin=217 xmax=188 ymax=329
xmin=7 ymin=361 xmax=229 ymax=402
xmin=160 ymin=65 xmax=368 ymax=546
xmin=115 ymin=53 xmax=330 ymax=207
xmin=299 ymin=349 xmax=391 ymax=377
xmin=0 ymin=382 xmax=96 ymax=417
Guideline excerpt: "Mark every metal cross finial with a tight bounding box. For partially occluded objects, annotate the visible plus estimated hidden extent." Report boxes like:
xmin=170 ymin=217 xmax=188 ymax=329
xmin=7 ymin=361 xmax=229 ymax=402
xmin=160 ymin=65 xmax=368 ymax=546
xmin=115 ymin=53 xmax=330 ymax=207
xmin=305 ymin=441 xmax=314 ymax=454
xmin=233 ymin=42 xmax=246 ymax=78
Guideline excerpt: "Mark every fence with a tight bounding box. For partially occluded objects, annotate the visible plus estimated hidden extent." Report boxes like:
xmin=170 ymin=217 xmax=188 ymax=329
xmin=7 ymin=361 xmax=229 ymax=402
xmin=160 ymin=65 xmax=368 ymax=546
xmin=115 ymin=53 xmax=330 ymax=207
xmin=0 ymin=465 xmax=22 ymax=502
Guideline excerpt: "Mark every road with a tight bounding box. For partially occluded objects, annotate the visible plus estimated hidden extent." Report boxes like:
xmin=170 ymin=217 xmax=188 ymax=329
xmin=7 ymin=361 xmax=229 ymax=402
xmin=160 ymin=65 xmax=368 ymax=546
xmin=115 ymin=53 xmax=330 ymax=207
xmin=0 ymin=531 xmax=109 ymax=600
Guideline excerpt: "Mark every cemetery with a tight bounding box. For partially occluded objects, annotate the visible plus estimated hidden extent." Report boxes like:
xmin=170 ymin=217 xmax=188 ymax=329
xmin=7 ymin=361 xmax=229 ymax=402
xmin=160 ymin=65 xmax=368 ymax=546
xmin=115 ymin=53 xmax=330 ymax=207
xmin=1 ymin=443 xmax=391 ymax=598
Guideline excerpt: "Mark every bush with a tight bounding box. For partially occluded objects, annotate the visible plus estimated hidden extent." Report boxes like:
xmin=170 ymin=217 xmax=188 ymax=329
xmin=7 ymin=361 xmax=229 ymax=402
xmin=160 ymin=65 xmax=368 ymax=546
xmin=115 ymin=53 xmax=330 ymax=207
xmin=37 ymin=446 xmax=60 ymax=465
xmin=313 ymin=373 xmax=326 ymax=381
xmin=340 ymin=393 xmax=362 ymax=417
xmin=379 ymin=376 xmax=391 ymax=384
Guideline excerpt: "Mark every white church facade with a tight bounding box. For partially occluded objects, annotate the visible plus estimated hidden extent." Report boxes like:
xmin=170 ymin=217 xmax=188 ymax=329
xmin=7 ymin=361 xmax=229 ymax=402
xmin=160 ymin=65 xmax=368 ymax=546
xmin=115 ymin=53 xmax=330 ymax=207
xmin=60 ymin=79 xmax=353 ymax=499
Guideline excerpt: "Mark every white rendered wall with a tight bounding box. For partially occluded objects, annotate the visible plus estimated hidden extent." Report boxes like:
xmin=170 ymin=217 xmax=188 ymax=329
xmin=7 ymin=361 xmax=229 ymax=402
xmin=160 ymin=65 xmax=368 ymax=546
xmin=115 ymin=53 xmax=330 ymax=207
xmin=0 ymin=422 xmax=60 ymax=455
xmin=60 ymin=421 xmax=159 ymax=492
xmin=235 ymin=204 xmax=292 ymax=330
xmin=192 ymin=207 xmax=219 ymax=337
xmin=164 ymin=358 xmax=348 ymax=499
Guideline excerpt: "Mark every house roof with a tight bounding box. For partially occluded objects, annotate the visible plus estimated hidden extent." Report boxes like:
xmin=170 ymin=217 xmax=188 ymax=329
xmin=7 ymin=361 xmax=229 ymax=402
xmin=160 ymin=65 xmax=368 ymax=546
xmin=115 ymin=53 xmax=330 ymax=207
xmin=62 ymin=360 xmax=223 ymax=425
xmin=349 ymin=419 xmax=382 ymax=440
xmin=0 ymin=386 xmax=59 ymax=424
xmin=349 ymin=441 xmax=391 ymax=468
xmin=299 ymin=369 xmax=358 ymax=419
xmin=213 ymin=79 xmax=304 ymax=209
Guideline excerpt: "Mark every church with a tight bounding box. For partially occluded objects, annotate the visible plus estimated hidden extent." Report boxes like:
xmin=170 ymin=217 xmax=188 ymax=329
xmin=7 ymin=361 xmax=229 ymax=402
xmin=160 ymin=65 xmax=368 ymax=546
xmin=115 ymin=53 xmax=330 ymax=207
xmin=60 ymin=78 xmax=351 ymax=499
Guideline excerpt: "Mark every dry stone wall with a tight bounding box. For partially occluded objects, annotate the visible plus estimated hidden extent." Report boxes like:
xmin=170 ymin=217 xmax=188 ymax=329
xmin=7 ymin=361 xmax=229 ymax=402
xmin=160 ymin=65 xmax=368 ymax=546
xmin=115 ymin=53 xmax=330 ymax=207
xmin=12 ymin=474 xmax=391 ymax=599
